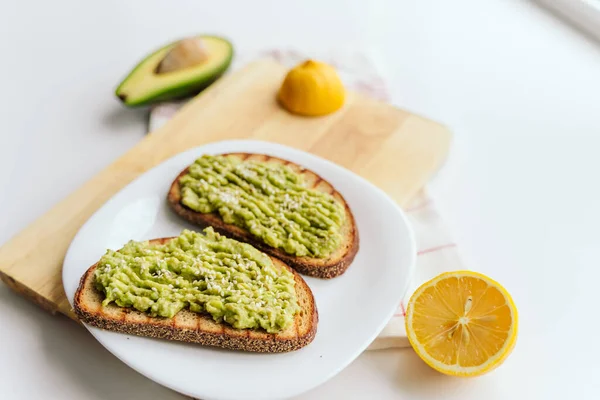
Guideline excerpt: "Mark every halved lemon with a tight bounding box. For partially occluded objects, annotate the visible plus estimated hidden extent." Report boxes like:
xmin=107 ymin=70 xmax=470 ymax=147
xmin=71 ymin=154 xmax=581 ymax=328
xmin=405 ymin=271 xmax=518 ymax=377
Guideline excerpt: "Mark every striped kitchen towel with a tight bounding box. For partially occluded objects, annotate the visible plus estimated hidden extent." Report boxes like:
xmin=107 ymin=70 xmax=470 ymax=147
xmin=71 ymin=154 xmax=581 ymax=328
xmin=148 ymin=49 xmax=464 ymax=350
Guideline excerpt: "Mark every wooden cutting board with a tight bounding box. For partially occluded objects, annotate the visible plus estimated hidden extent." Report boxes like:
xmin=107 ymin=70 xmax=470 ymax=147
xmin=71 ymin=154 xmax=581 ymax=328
xmin=0 ymin=59 xmax=451 ymax=321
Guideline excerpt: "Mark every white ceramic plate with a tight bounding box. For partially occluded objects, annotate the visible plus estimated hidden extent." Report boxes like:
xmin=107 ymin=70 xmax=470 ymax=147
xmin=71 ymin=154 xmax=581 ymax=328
xmin=63 ymin=140 xmax=416 ymax=400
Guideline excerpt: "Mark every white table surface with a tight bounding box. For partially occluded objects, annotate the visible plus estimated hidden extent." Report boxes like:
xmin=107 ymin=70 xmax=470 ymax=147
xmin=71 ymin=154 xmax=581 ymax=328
xmin=1 ymin=0 xmax=599 ymax=399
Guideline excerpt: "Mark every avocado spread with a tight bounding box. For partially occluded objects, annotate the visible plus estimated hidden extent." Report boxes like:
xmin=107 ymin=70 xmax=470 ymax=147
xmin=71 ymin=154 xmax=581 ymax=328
xmin=179 ymin=155 xmax=346 ymax=258
xmin=94 ymin=228 xmax=299 ymax=333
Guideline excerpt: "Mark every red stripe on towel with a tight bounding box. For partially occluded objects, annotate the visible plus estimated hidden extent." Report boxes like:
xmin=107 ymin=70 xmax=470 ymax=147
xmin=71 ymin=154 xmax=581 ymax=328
xmin=393 ymin=302 xmax=406 ymax=317
xmin=417 ymin=243 xmax=457 ymax=256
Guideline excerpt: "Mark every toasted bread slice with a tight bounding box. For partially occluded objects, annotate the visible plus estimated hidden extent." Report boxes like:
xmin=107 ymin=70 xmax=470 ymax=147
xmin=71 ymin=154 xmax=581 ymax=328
xmin=74 ymin=238 xmax=318 ymax=353
xmin=167 ymin=153 xmax=359 ymax=279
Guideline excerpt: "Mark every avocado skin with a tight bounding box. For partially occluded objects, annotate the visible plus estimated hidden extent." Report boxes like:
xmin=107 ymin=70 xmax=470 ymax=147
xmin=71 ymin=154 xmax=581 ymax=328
xmin=115 ymin=35 xmax=233 ymax=107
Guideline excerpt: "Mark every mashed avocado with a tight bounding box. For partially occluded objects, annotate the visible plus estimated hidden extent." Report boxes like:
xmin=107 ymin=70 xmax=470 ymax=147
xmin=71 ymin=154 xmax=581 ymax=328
xmin=179 ymin=155 xmax=346 ymax=258
xmin=94 ymin=228 xmax=299 ymax=333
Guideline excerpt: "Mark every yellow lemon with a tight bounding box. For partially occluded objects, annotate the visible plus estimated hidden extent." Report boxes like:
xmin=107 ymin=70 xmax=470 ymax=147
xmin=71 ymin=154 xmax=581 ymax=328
xmin=278 ymin=59 xmax=345 ymax=116
xmin=405 ymin=271 xmax=518 ymax=377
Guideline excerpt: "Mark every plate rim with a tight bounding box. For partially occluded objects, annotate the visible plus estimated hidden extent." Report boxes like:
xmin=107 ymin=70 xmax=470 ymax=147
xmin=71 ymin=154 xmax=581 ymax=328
xmin=62 ymin=139 xmax=416 ymax=400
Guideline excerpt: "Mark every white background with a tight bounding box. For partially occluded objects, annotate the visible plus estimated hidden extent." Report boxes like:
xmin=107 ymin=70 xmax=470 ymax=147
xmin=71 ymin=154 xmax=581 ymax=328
xmin=1 ymin=0 xmax=599 ymax=399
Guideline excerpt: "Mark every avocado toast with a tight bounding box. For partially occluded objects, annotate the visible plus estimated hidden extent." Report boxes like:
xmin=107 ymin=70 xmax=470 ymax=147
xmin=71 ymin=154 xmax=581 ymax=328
xmin=168 ymin=153 xmax=359 ymax=279
xmin=74 ymin=228 xmax=317 ymax=353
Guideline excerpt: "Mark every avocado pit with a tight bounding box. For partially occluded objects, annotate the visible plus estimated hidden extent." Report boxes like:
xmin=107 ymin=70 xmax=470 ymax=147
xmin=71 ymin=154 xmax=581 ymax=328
xmin=156 ymin=37 xmax=210 ymax=74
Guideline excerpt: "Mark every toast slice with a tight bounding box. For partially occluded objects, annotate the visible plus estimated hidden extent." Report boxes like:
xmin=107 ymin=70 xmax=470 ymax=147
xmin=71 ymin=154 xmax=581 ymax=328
xmin=167 ymin=153 xmax=359 ymax=279
xmin=74 ymin=238 xmax=318 ymax=353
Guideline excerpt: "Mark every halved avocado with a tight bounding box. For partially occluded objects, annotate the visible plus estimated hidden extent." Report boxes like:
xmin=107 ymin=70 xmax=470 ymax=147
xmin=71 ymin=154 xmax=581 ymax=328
xmin=116 ymin=35 xmax=233 ymax=107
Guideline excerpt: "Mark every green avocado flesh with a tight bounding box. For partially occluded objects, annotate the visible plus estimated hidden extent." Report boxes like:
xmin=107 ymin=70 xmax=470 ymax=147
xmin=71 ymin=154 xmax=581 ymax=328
xmin=179 ymin=155 xmax=347 ymax=258
xmin=115 ymin=36 xmax=233 ymax=107
xmin=94 ymin=228 xmax=299 ymax=333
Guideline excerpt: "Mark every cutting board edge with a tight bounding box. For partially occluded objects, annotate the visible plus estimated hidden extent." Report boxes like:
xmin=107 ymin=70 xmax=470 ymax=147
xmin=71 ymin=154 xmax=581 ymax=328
xmin=0 ymin=270 xmax=62 ymax=315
